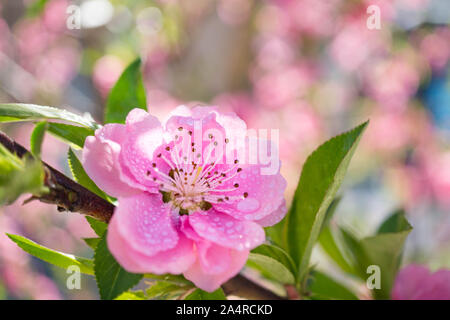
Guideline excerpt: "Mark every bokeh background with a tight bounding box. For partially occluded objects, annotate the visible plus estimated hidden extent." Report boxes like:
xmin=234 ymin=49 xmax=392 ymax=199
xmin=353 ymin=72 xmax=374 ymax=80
xmin=0 ymin=0 xmax=449 ymax=299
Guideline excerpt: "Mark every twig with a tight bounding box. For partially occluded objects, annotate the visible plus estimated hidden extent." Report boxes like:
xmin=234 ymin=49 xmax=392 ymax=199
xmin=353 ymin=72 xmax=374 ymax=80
xmin=0 ymin=130 xmax=285 ymax=300
xmin=0 ymin=131 xmax=114 ymax=222
xmin=222 ymin=275 xmax=282 ymax=300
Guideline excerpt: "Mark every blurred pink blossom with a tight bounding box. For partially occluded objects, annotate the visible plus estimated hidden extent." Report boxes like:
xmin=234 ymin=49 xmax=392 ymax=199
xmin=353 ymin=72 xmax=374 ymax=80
xmin=425 ymin=152 xmax=450 ymax=208
xmin=93 ymin=55 xmax=125 ymax=98
xmin=362 ymin=57 xmax=420 ymax=111
xmin=392 ymin=265 xmax=450 ymax=300
xmin=330 ymin=17 xmax=389 ymax=72
xmin=35 ymin=44 xmax=80 ymax=89
xmin=43 ymin=0 xmax=70 ymax=33
xmin=274 ymin=0 xmax=341 ymax=37
xmin=363 ymin=110 xmax=412 ymax=153
xmin=420 ymin=28 xmax=450 ymax=72
xmin=253 ymin=63 xmax=317 ymax=110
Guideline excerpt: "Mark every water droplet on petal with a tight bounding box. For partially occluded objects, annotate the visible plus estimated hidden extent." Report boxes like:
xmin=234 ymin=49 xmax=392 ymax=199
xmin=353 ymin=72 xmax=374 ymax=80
xmin=237 ymin=197 xmax=260 ymax=213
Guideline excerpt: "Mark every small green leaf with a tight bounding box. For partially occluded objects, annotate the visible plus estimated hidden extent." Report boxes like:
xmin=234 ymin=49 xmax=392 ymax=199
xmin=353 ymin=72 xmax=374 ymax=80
xmin=85 ymin=216 xmax=108 ymax=237
xmin=319 ymin=226 xmax=355 ymax=275
xmin=83 ymin=237 xmax=101 ymax=249
xmin=47 ymin=123 xmax=94 ymax=149
xmin=30 ymin=121 xmax=48 ymax=158
xmin=26 ymin=0 xmax=48 ymax=17
xmin=317 ymin=197 xmax=355 ymax=274
xmin=185 ymin=288 xmax=227 ymax=300
xmin=146 ymin=281 xmax=188 ymax=300
xmin=247 ymin=252 xmax=295 ymax=285
xmin=252 ymin=244 xmax=297 ymax=274
xmin=339 ymin=210 xmax=412 ymax=299
xmin=0 ymin=145 xmax=46 ymax=205
xmin=67 ymin=148 xmax=108 ymax=200
xmin=115 ymin=290 xmax=146 ymax=300
xmin=308 ymin=270 xmax=358 ymax=300
xmin=144 ymin=273 xmax=193 ymax=286
xmin=104 ymin=58 xmax=147 ymax=124
xmin=0 ymin=103 xmax=99 ymax=129
xmin=94 ymin=233 xmax=143 ymax=300
xmin=320 ymin=196 xmax=342 ymax=233
xmin=248 ymin=244 xmax=297 ymax=284
xmin=376 ymin=209 xmax=411 ymax=234
xmin=283 ymin=121 xmax=368 ymax=288
xmin=7 ymin=233 xmax=94 ymax=275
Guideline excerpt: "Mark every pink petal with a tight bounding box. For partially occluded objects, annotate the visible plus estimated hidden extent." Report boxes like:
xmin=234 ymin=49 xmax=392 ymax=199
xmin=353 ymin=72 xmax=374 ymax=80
xmin=188 ymin=210 xmax=265 ymax=251
xmin=82 ymin=124 xmax=144 ymax=197
xmin=114 ymin=193 xmax=179 ymax=256
xmin=254 ymin=200 xmax=287 ymax=227
xmin=212 ymin=162 xmax=287 ymax=222
xmin=181 ymin=217 xmax=232 ymax=274
xmin=196 ymin=241 xmax=232 ymax=274
xmin=107 ymin=214 xmax=196 ymax=274
xmin=121 ymin=109 xmax=164 ymax=191
xmin=184 ymin=246 xmax=249 ymax=292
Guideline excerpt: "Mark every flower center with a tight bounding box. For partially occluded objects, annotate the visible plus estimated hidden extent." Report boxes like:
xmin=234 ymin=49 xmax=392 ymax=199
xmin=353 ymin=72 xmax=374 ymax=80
xmin=146 ymin=128 xmax=248 ymax=214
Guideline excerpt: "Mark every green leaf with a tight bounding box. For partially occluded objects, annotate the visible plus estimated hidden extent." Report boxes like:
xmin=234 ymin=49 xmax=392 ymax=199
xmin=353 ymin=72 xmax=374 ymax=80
xmin=30 ymin=121 xmax=48 ymax=158
xmin=340 ymin=210 xmax=412 ymax=299
xmin=319 ymin=226 xmax=355 ymax=275
xmin=47 ymin=123 xmax=94 ymax=149
xmin=26 ymin=0 xmax=48 ymax=17
xmin=94 ymin=233 xmax=143 ymax=300
xmin=7 ymin=233 xmax=94 ymax=275
xmin=115 ymin=290 xmax=146 ymax=300
xmin=265 ymin=217 xmax=286 ymax=247
xmin=377 ymin=209 xmax=411 ymax=234
xmin=104 ymin=58 xmax=147 ymax=124
xmin=320 ymin=196 xmax=342 ymax=233
xmin=247 ymin=253 xmax=295 ymax=285
xmin=85 ymin=216 xmax=108 ymax=237
xmin=283 ymin=121 xmax=368 ymax=288
xmin=0 ymin=145 xmax=46 ymax=205
xmin=308 ymin=271 xmax=358 ymax=300
xmin=144 ymin=273 xmax=193 ymax=286
xmin=317 ymin=198 xmax=355 ymax=275
xmin=247 ymin=244 xmax=297 ymax=284
xmin=185 ymin=288 xmax=227 ymax=300
xmin=67 ymin=148 xmax=108 ymax=200
xmin=146 ymin=281 xmax=189 ymax=300
xmin=0 ymin=103 xmax=99 ymax=129
xmin=83 ymin=237 xmax=101 ymax=249
xmin=252 ymin=244 xmax=297 ymax=274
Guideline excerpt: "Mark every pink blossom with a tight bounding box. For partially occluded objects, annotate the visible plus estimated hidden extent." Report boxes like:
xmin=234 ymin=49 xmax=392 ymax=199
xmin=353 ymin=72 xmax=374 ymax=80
xmin=362 ymin=57 xmax=420 ymax=111
xmin=82 ymin=107 xmax=287 ymax=291
xmin=42 ymin=0 xmax=70 ymax=33
xmin=93 ymin=55 xmax=125 ymax=98
xmin=363 ymin=110 xmax=411 ymax=153
xmin=420 ymin=28 xmax=450 ymax=72
xmin=392 ymin=265 xmax=450 ymax=300
xmin=273 ymin=0 xmax=341 ymax=37
xmin=329 ymin=17 xmax=389 ymax=72
xmin=254 ymin=64 xmax=317 ymax=110
xmin=424 ymin=152 xmax=450 ymax=208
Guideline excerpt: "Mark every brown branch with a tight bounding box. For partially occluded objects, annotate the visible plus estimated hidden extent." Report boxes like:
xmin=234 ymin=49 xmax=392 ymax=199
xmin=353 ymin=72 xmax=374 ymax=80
xmin=222 ymin=274 xmax=283 ymax=300
xmin=0 ymin=130 xmax=285 ymax=300
xmin=0 ymin=131 xmax=114 ymax=223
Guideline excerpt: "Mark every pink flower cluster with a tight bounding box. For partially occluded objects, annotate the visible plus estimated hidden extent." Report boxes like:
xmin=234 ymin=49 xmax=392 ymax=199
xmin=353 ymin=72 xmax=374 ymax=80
xmin=82 ymin=107 xmax=287 ymax=291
